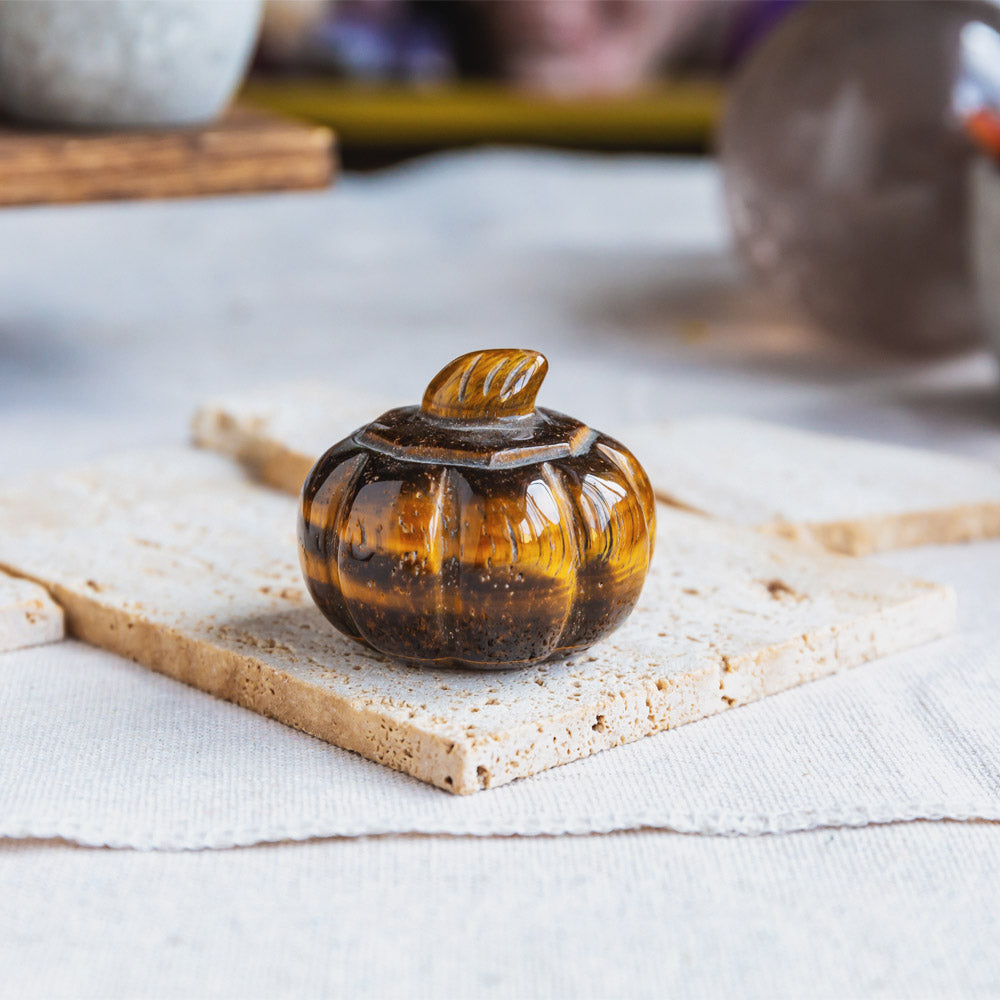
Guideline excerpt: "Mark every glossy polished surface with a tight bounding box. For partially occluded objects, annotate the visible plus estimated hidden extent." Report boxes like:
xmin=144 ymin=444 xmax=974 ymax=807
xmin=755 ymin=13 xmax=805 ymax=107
xmin=298 ymin=349 xmax=655 ymax=668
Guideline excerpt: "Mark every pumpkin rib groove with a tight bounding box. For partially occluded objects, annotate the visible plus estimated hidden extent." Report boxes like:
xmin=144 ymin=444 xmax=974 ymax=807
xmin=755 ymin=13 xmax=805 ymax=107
xmin=330 ymin=451 xmax=373 ymax=643
xmin=539 ymin=461 xmax=581 ymax=656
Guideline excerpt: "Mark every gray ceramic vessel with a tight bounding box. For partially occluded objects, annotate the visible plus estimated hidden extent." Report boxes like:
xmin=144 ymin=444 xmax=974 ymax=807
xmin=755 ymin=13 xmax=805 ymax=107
xmin=0 ymin=0 xmax=263 ymax=128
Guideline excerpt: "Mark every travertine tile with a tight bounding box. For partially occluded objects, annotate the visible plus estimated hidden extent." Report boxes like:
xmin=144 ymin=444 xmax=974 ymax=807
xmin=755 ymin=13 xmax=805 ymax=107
xmin=0 ymin=572 xmax=64 ymax=652
xmin=0 ymin=449 xmax=954 ymax=793
xmin=193 ymin=383 xmax=1000 ymax=554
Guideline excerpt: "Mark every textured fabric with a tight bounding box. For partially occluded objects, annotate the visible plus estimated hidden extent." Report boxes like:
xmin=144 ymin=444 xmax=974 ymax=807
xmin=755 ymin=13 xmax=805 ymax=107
xmin=0 ymin=535 xmax=996 ymax=848
xmin=2 ymin=823 xmax=999 ymax=999
xmin=0 ymin=152 xmax=997 ymax=848
xmin=1 ymin=148 xmax=999 ymax=996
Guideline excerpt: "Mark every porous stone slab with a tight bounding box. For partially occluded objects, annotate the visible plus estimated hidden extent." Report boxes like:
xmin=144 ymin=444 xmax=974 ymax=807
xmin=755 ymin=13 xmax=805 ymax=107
xmin=0 ymin=572 xmax=64 ymax=652
xmin=629 ymin=417 xmax=1000 ymax=555
xmin=0 ymin=448 xmax=954 ymax=793
xmin=193 ymin=383 xmax=1000 ymax=555
xmin=191 ymin=381 xmax=387 ymax=494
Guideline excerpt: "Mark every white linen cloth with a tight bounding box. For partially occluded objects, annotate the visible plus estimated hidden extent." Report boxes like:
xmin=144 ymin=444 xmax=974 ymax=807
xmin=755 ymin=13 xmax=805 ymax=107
xmin=1 ymin=151 xmax=998 ymax=848
xmin=1 ymin=536 xmax=998 ymax=848
xmin=1 ymin=149 xmax=999 ymax=995
xmin=3 ymin=823 xmax=998 ymax=999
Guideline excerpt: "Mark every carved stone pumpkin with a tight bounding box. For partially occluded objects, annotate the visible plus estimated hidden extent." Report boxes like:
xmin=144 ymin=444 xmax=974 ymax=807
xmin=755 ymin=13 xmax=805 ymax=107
xmin=298 ymin=349 xmax=655 ymax=668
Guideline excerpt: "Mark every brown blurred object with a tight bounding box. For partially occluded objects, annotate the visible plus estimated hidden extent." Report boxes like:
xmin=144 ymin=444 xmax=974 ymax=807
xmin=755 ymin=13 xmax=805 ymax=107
xmin=248 ymin=0 xmax=784 ymax=166
xmin=480 ymin=0 xmax=699 ymax=95
xmin=259 ymin=0 xmax=332 ymax=64
xmin=0 ymin=107 xmax=335 ymax=206
xmin=721 ymin=0 xmax=1000 ymax=355
xmin=254 ymin=0 xmax=792 ymax=94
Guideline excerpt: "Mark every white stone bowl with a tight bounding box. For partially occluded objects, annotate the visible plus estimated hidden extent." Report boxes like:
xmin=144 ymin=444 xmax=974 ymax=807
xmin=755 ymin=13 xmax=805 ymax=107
xmin=0 ymin=0 xmax=263 ymax=128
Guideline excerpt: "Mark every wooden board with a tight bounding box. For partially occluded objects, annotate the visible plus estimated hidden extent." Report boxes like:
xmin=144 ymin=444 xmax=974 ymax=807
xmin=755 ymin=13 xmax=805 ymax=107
xmin=0 ymin=107 xmax=336 ymax=207
xmin=191 ymin=382 xmax=1000 ymax=556
xmin=0 ymin=448 xmax=954 ymax=793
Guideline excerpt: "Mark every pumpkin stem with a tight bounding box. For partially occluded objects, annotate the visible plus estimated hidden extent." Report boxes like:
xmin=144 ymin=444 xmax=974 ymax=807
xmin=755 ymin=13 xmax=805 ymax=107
xmin=421 ymin=349 xmax=548 ymax=421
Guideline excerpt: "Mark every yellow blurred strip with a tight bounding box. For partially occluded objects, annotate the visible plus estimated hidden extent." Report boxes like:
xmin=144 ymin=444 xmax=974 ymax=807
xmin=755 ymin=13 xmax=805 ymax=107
xmin=239 ymin=78 xmax=722 ymax=146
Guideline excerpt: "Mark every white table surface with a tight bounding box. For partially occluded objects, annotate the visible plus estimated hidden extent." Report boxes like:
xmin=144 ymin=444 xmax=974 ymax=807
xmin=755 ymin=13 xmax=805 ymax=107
xmin=1 ymin=149 xmax=998 ymax=998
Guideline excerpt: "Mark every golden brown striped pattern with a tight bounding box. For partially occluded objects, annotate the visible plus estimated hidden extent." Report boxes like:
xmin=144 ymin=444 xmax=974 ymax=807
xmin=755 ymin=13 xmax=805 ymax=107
xmin=421 ymin=349 xmax=549 ymax=421
xmin=298 ymin=350 xmax=655 ymax=668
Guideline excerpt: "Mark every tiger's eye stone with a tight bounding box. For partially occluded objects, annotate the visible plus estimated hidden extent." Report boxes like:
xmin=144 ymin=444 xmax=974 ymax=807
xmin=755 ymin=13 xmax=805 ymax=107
xmin=298 ymin=349 xmax=656 ymax=669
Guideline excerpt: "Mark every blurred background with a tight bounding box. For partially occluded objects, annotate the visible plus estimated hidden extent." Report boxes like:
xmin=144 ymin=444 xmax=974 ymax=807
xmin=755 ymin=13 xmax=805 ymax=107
xmin=244 ymin=0 xmax=1000 ymax=354
xmin=1 ymin=0 xmax=999 ymax=471
xmin=248 ymin=0 xmax=768 ymax=167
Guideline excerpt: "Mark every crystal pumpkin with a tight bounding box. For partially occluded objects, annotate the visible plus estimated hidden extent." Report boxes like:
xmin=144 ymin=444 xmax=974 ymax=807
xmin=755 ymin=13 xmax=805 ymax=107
xmin=298 ymin=349 xmax=656 ymax=668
